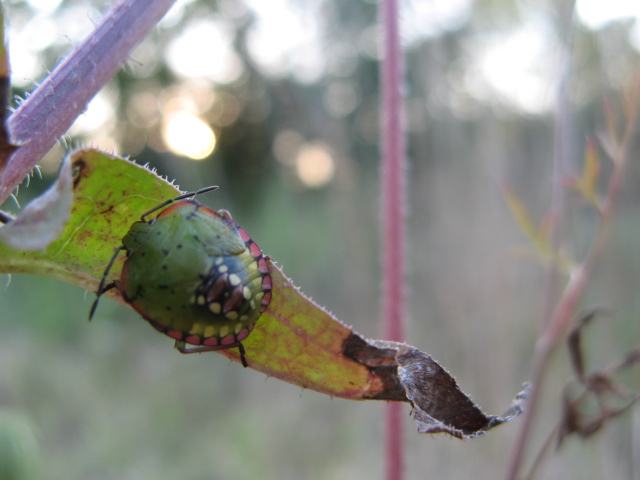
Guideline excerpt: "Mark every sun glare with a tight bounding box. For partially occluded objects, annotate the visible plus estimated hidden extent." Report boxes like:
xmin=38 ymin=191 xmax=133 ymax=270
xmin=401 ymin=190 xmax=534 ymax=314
xmin=162 ymin=112 xmax=216 ymax=160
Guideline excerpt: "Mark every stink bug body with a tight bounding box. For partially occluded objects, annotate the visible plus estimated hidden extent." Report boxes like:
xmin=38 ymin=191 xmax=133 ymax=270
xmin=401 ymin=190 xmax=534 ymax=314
xmin=90 ymin=187 xmax=272 ymax=367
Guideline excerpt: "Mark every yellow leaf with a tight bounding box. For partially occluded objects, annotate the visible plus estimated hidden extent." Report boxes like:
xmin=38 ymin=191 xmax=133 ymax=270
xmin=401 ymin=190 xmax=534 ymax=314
xmin=503 ymin=185 xmax=549 ymax=256
xmin=503 ymin=185 xmax=574 ymax=272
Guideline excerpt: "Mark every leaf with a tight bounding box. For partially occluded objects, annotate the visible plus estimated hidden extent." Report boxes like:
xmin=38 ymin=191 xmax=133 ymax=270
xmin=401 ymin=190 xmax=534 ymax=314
xmin=0 ymin=149 xmax=177 ymax=288
xmin=0 ymin=154 xmax=72 ymax=250
xmin=0 ymin=148 xmax=527 ymax=437
xmin=503 ymin=185 xmax=548 ymax=252
xmin=0 ymin=148 xmax=397 ymax=399
xmin=581 ymin=140 xmax=600 ymax=198
xmin=566 ymin=139 xmax=601 ymax=212
xmin=503 ymin=185 xmax=573 ymax=272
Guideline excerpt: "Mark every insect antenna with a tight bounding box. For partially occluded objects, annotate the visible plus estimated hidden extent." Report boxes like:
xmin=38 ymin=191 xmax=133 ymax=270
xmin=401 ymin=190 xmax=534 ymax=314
xmin=140 ymin=186 xmax=219 ymax=221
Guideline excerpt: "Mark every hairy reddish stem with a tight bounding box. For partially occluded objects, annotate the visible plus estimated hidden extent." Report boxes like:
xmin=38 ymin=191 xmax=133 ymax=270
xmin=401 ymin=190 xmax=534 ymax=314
xmin=0 ymin=0 xmax=176 ymax=204
xmin=380 ymin=0 xmax=406 ymax=479
xmin=380 ymin=0 xmax=405 ymax=362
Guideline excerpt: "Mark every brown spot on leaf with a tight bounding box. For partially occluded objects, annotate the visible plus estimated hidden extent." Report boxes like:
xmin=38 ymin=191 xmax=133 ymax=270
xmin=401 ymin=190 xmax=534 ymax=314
xmin=342 ymin=333 xmax=406 ymax=401
xmin=72 ymin=156 xmax=89 ymax=189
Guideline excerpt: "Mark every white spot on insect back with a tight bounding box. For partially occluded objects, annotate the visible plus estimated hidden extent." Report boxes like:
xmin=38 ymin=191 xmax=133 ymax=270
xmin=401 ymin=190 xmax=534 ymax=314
xmin=209 ymin=302 xmax=222 ymax=314
xmin=229 ymin=274 xmax=242 ymax=286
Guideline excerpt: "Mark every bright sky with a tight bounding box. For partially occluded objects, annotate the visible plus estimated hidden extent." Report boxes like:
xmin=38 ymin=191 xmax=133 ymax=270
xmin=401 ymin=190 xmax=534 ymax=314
xmin=7 ymin=0 xmax=640 ymax=170
xmin=165 ymin=19 xmax=243 ymax=84
xmin=10 ymin=0 xmax=640 ymax=104
xmin=577 ymin=0 xmax=640 ymax=28
xmin=473 ymin=16 xmax=555 ymax=114
xmin=244 ymin=0 xmax=326 ymax=82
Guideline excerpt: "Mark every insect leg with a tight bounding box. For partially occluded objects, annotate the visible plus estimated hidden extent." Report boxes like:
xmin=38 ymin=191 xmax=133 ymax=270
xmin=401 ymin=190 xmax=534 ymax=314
xmin=238 ymin=343 xmax=248 ymax=368
xmin=89 ymin=246 xmax=125 ymax=321
xmin=174 ymin=340 xmax=249 ymax=368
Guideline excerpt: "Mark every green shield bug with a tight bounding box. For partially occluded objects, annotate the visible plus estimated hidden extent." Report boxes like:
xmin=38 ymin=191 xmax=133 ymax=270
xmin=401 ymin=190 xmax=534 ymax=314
xmin=90 ymin=187 xmax=272 ymax=367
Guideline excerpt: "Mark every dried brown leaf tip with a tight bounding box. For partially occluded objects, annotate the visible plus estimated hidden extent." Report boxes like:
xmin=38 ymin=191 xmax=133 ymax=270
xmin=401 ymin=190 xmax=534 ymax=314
xmin=395 ymin=345 xmax=529 ymax=439
xmin=343 ymin=337 xmax=529 ymax=438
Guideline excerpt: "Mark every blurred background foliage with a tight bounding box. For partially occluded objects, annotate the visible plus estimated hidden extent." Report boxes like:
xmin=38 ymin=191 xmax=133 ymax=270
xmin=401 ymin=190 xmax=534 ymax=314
xmin=1 ymin=0 xmax=640 ymax=478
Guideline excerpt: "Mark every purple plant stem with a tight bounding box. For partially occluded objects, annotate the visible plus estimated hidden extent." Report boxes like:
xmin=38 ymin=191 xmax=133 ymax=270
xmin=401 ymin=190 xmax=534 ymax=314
xmin=0 ymin=0 xmax=176 ymax=204
xmin=380 ymin=0 xmax=406 ymax=479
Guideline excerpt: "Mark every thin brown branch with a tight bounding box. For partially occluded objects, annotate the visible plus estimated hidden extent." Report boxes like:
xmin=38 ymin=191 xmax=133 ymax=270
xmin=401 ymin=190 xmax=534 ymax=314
xmin=504 ymin=73 xmax=640 ymax=480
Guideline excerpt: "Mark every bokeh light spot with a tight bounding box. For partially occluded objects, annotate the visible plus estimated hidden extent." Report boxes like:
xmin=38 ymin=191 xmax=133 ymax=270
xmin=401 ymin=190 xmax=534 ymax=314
xmin=273 ymin=130 xmax=305 ymax=165
xmin=162 ymin=112 xmax=216 ymax=160
xmin=324 ymin=80 xmax=360 ymax=118
xmin=294 ymin=143 xmax=335 ymax=188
